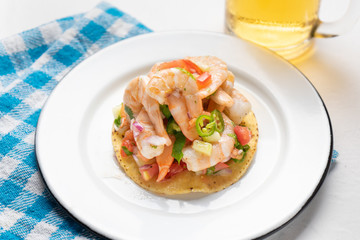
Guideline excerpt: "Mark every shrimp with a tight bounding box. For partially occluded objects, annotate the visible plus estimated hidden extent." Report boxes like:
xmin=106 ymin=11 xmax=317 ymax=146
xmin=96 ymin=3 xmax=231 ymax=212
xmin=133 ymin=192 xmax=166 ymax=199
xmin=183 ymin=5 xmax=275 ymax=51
xmin=167 ymin=91 xmax=199 ymax=141
xmin=148 ymin=58 xmax=203 ymax=78
xmin=148 ymin=62 xmax=163 ymax=78
xmin=209 ymin=88 xmax=234 ymax=107
xmin=183 ymin=78 xmax=203 ymax=118
xmin=123 ymin=76 xmax=144 ymax=117
xmin=132 ymin=147 xmax=156 ymax=166
xmin=124 ymin=76 xmax=171 ymax=146
xmin=146 ymin=68 xmax=203 ymax=118
xmin=182 ymin=113 xmax=235 ymax=171
xmin=206 ymin=86 xmax=234 ymax=112
xmin=224 ymin=88 xmax=252 ymax=125
xmin=221 ymin=71 xmax=235 ymax=94
xmin=146 ymin=68 xmax=188 ymax=104
xmin=156 ymin=136 xmax=175 ymax=182
xmin=132 ymin=108 xmax=167 ymax=159
xmin=186 ymin=56 xmax=228 ymax=99
xmin=140 ymin=76 xmax=172 ymax=146
xmin=207 ymin=99 xmax=225 ymax=112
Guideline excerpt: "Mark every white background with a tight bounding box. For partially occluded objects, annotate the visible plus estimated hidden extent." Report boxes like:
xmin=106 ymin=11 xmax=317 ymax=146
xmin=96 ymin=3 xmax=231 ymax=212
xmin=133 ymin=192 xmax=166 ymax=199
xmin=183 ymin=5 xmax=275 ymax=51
xmin=1 ymin=0 xmax=359 ymax=239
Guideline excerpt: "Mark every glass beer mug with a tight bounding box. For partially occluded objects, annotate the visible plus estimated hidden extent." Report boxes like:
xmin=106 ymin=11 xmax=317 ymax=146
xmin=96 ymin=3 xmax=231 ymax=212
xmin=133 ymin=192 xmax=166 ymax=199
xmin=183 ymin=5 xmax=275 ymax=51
xmin=225 ymin=0 xmax=360 ymax=60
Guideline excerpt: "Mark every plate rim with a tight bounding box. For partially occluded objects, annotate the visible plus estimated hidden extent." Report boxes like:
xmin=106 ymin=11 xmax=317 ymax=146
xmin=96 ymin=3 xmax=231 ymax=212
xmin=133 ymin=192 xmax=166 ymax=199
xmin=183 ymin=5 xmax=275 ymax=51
xmin=35 ymin=30 xmax=333 ymax=239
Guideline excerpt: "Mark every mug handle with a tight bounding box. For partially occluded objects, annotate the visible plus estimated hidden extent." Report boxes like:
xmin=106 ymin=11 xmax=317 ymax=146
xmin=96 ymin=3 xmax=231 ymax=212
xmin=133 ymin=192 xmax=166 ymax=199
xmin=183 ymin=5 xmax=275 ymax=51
xmin=316 ymin=0 xmax=360 ymax=37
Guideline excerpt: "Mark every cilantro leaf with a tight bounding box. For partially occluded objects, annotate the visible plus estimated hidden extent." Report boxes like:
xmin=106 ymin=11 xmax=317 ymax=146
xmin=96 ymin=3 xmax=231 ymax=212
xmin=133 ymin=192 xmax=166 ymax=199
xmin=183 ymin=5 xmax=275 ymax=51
xmin=172 ymin=131 xmax=186 ymax=164
xmin=114 ymin=116 xmax=121 ymax=127
xmin=160 ymin=104 xmax=171 ymax=119
xmin=124 ymin=105 xmax=134 ymax=120
xmin=166 ymin=118 xmax=181 ymax=135
xmin=121 ymin=146 xmax=133 ymax=156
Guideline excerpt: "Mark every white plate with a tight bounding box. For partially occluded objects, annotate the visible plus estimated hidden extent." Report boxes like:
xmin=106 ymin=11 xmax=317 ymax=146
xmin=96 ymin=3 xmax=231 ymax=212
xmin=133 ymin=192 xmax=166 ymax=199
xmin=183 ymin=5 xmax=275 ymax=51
xmin=36 ymin=31 xmax=332 ymax=240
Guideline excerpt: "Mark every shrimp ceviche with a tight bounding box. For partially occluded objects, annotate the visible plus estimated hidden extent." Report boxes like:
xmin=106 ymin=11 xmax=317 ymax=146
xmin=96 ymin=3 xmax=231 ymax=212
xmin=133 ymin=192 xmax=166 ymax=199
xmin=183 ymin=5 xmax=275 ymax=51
xmin=111 ymin=56 xmax=258 ymax=195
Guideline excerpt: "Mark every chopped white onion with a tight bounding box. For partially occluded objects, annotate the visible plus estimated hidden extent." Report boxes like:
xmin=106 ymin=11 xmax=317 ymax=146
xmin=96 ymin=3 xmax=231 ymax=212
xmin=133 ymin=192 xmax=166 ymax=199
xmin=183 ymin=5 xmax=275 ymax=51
xmin=130 ymin=119 xmax=143 ymax=138
xmin=139 ymin=164 xmax=153 ymax=170
xmin=214 ymin=168 xmax=232 ymax=176
xmin=133 ymin=121 xmax=144 ymax=132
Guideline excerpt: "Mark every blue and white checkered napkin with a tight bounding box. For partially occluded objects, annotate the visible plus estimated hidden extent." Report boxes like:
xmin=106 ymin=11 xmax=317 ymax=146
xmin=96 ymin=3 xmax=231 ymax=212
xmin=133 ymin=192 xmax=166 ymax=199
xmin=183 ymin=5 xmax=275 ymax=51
xmin=0 ymin=2 xmax=151 ymax=239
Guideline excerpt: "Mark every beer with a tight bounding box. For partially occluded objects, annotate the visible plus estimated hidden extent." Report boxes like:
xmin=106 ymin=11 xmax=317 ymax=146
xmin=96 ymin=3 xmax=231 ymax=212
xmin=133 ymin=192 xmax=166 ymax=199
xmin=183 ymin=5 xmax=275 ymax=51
xmin=226 ymin=0 xmax=320 ymax=60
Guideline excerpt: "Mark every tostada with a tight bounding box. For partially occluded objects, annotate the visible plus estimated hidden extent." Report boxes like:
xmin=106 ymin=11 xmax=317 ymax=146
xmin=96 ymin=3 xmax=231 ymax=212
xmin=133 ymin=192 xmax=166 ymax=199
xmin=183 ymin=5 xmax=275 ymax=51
xmin=111 ymin=56 xmax=258 ymax=195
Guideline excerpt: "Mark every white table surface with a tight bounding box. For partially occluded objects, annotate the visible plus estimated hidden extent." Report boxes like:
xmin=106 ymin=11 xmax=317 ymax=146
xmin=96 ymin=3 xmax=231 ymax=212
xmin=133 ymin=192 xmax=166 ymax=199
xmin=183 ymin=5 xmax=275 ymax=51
xmin=1 ymin=0 xmax=359 ymax=239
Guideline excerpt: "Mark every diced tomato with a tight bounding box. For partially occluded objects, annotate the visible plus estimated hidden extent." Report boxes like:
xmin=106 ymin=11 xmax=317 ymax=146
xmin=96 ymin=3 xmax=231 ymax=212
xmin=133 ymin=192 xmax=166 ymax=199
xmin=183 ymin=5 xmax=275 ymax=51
xmin=139 ymin=163 xmax=159 ymax=181
xmin=214 ymin=162 xmax=229 ymax=172
xmin=120 ymin=140 xmax=134 ymax=157
xmin=157 ymin=59 xmax=203 ymax=75
xmin=157 ymin=60 xmax=186 ymax=71
xmin=120 ymin=130 xmax=136 ymax=157
xmin=196 ymin=72 xmax=212 ymax=89
xmin=185 ymin=138 xmax=193 ymax=146
xmin=234 ymin=126 xmax=252 ymax=146
xmin=124 ymin=130 xmax=134 ymax=141
xmin=165 ymin=161 xmax=187 ymax=179
xmin=182 ymin=59 xmax=203 ymax=74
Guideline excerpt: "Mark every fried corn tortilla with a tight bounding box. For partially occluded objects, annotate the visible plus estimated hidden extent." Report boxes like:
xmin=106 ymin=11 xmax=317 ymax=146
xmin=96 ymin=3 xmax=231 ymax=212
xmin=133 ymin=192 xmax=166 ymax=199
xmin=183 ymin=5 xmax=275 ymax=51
xmin=111 ymin=111 xmax=258 ymax=195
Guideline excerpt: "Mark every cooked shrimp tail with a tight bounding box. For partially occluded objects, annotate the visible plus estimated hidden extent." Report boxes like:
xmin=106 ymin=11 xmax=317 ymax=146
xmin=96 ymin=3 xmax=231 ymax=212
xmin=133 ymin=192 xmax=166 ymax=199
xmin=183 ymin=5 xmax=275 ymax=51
xmin=224 ymin=88 xmax=251 ymax=124
xmin=124 ymin=76 xmax=171 ymax=146
xmin=167 ymin=91 xmax=199 ymax=141
xmin=210 ymin=88 xmax=234 ymax=107
xmin=156 ymin=138 xmax=175 ymax=182
xmin=139 ymin=76 xmax=172 ymax=146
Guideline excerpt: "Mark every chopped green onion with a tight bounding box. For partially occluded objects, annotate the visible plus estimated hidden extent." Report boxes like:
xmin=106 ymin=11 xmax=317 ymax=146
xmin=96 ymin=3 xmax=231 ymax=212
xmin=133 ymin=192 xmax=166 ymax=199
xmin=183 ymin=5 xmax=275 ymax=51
xmin=196 ymin=115 xmax=215 ymax=137
xmin=227 ymin=133 xmax=242 ymax=149
xmin=160 ymin=104 xmax=171 ymax=119
xmin=124 ymin=105 xmax=134 ymax=120
xmin=121 ymin=146 xmax=133 ymax=156
xmin=231 ymin=144 xmax=250 ymax=163
xmin=231 ymin=157 xmax=244 ymax=163
xmin=192 ymin=140 xmax=212 ymax=156
xmin=172 ymin=132 xmax=186 ymax=164
xmin=242 ymin=144 xmax=250 ymax=152
xmin=227 ymin=133 xmax=237 ymax=139
xmin=175 ymin=67 xmax=196 ymax=80
xmin=114 ymin=116 xmax=121 ymax=127
xmin=166 ymin=118 xmax=181 ymax=135
xmin=232 ymin=151 xmax=247 ymax=163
